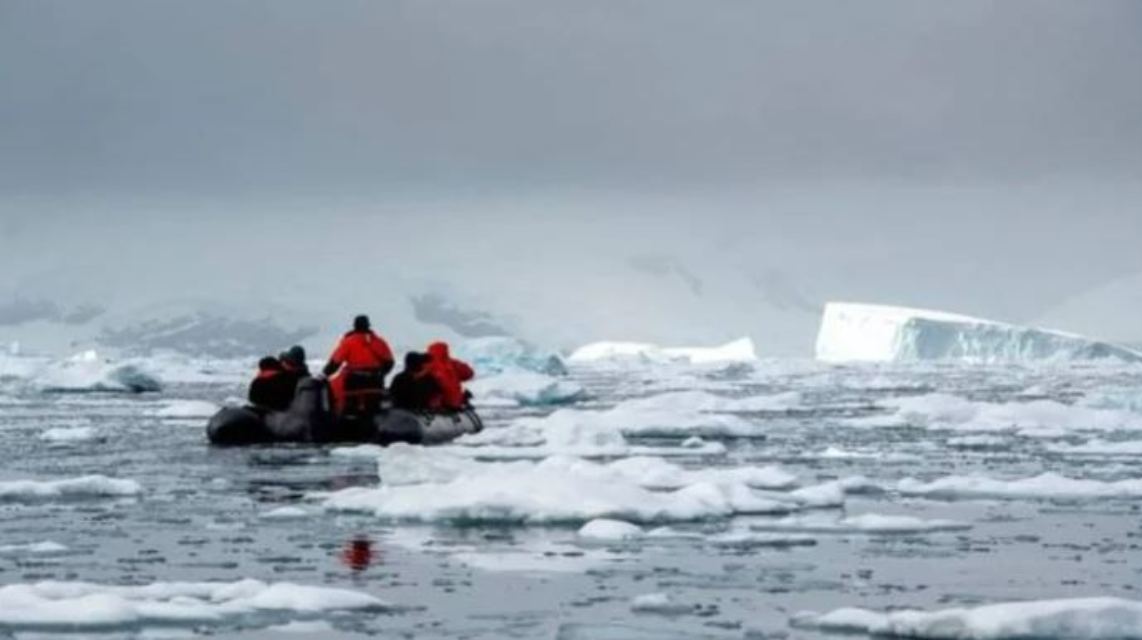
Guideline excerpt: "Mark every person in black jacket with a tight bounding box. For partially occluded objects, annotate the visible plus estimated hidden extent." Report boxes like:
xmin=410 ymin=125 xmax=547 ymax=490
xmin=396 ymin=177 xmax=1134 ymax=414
xmin=389 ymin=352 xmax=439 ymax=411
xmin=248 ymin=356 xmax=296 ymax=412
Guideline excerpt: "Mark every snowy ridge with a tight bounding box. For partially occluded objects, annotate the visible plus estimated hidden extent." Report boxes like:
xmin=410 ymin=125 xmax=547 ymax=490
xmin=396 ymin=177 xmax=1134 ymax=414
xmin=794 ymin=597 xmax=1142 ymax=639
xmin=816 ymin=302 xmax=1142 ymax=364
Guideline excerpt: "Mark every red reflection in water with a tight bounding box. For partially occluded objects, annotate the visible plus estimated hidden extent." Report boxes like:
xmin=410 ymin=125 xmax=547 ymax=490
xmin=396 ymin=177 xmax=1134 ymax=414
xmin=340 ymin=537 xmax=378 ymax=572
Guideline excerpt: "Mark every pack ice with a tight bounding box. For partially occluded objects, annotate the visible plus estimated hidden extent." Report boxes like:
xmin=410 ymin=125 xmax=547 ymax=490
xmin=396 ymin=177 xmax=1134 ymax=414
xmin=816 ymin=302 xmax=1142 ymax=364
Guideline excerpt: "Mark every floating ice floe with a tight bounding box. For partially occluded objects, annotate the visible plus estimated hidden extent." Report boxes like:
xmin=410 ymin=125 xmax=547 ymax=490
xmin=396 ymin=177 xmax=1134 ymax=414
xmin=753 ymin=513 xmax=972 ymax=534
xmin=816 ymin=302 xmax=1142 ymax=364
xmin=0 ymin=579 xmax=387 ymax=629
xmin=39 ymin=426 xmax=101 ymax=443
xmin=260 ymin=506 xmax=309 ymax=519
xmin=0 ymin=475 xmax=141 ymax=501
xmin=466 ymin=371 xmax=586 ymax=407
xmin=793 ymin=597 xmax=1142 ymax=639
xmin=897 ymin=472 xmax=1142 ymax=500
xmin=568 ymin=337 xmax=757 ymax=366
xmin=0 ymin=541 xmax=68 ymax=557
xmin=152 ymin=399 xmax=221 ymax=418
xmin=630 ymin=593 xmax=695 ymax=616
xmin=879 ymin=393 xmax=1142 ymax=436
xmin=1048 ymin=439 xmax=1142 ymax=457
xmin=947 ymin=435 xmax=1010 ymax=449
xmin=320 ymin=446 xmax=841 ymax=525
xmin=578 ymin=518 xmax=645 ymax=541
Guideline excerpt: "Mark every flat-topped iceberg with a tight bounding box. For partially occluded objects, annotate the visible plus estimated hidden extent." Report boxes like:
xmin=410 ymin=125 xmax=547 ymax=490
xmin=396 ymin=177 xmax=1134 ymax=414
xmin=816 ymin=302 xmax=1142 ymax=364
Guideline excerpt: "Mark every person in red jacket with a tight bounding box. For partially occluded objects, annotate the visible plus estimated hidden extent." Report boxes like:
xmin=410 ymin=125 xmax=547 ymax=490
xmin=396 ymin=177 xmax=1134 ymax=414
xmin=421 ymin=341 xmax=474 ymax=411
xmin=323 ymin=315 xmax=395 ymax=417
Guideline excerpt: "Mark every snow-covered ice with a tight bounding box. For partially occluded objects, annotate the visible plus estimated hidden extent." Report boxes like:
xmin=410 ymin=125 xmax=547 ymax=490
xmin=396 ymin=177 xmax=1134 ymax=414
xmin=467 ymin=371 xmax=585 ymax=407
xmin=794 ymin=597 xmax=1142 ymax=639
xmin=897 ymin=472 xmax=1142 ymax=500
xmin=568 ymin=337 xmax=756 ymax=365
xmin=153 ymin=399 xmax=221 ymax=418
xmin=0 ymin=579 xmax=387 ymax=629
xmin=39 ymin=426 xmax=101 ymax=443
xmin=0 ymin=475 xmax=141 ymax=501
xmin=577 ymin=519 xmax=645 ymax=541
xmin=753 ymin=513 xmax=972 ymax=534
xmin=816 ymin=302 xmax=1142 ymax=364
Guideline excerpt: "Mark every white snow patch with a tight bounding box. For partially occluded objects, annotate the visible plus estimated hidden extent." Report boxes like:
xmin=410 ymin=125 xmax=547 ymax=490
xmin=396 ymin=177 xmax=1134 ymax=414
xmin=794 ymin=597 xmax=1142 ymax=639
xmin=0 ymin=579 xmax=386 ymax=629
xmin=0 ymin=475 xmax=141 ymax=501
xmin=816 ymin=302 xmax=1142 ymax=364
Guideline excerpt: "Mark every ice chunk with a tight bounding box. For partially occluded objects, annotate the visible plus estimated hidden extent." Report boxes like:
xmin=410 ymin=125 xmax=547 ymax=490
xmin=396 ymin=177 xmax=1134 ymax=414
xmin=153 ymin=399 xmax=220 ymax=418
xmin=40 ymin=350 xmax=162 ymax=393
xmin=897 ymin=472 xmax=1142 ymax=500
xmin=754 ymin=513 xmax=972 ymax=534
xmin=630 ymin=593 xmax=694 ymax=615
xmin=39 ymin=426 xmax=101 ymax=443
xmin=0 ymin=475 xmax=141 ymax=501
xmin=794 ymin=597 xmax=1142 ymax=639
xmin=321 ymin=451 xmax=812 ymax=525
xmin=0 ymin=541 xmax=69 ymax=556
xmin=816 ymin=302 xmax=1142 ymax=364
xmin=260 ymin=506 xmax=309 ymax=519
xmin=456 ymin=336 xmax=567 ymax=375
xmin=0 ymin=579 xmax=386 ymax=629
xmin=569 ymin=337 xmax=756 ymax=365
xmin=578 ymin=519 xmax=644 ymax=541
xmin=881 ymin=393 xmax=1142 ymax=435
xmin=1048 ymin=439 xmax=1142 ymax=457
xmin=467 ymin=371 xmax=586 ymax=407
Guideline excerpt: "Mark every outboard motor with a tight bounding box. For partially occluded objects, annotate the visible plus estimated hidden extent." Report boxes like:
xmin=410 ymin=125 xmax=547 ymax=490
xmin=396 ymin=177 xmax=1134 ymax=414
xmin=206 ymin=406 xmax=272 ymax=445
xmin=266 ymin=377 xmax=333 ymax=442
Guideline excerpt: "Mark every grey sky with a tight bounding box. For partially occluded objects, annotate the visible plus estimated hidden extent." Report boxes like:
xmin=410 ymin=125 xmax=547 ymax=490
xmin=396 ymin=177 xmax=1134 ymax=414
xmin=1 ymin=1 xmax=1141 ymax=352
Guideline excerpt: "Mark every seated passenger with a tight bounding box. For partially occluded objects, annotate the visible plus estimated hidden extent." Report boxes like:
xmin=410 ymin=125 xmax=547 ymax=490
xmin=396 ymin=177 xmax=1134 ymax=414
xmin=248 ymin=356 xmax=295 ymax=412
xmin=390 ymin=352 xmax=439 ymax=411
xmin=423 ymin=342 xmax=475 ymax=412
xmin=323 ymin=315 xmax=395 ymax=416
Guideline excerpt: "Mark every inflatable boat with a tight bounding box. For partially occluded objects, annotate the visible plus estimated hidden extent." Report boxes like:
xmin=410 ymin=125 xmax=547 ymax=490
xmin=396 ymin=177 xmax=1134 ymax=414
xmin=206 ymin=377 xmax=483 ymax=446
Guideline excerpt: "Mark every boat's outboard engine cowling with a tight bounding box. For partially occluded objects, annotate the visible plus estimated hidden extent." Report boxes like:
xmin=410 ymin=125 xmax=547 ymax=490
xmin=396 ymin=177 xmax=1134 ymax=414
xmin=206 ymin=406 xmax=271 ymax=445
xmin=266 ymin=377 xmax=332 ymax=442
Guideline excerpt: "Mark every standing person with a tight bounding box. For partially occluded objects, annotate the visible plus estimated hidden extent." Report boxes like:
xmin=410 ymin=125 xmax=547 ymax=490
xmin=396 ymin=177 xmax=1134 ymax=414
xmin=423 ymin=341 xmax=474 ymax=412
xmin=323 ymin=315 xmax=394 ymax=416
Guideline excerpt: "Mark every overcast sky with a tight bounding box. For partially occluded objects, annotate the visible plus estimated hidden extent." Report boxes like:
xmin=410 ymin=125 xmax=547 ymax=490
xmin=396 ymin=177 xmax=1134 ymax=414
xmin=2 ymin=1 xmax=1141 ymax=350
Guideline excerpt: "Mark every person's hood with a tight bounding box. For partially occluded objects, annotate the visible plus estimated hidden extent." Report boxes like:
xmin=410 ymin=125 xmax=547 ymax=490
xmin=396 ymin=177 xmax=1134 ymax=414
xmin=427 ymin=342 xmax=451 ymax=361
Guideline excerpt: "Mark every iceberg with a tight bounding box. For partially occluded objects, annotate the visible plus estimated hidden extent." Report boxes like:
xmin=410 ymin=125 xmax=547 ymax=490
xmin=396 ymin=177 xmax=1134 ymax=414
xmin=815 ymin=302 xmax=1142 ymax=364
xmin=455 ymin=336 xmax=568 ymax=375
xmin=568 ymin=337 xmax=757 ymax=365
xmin=0 ymin=350 xmax=162 ymax=393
